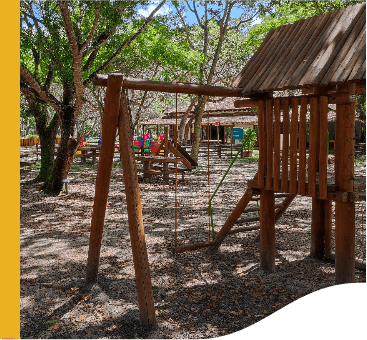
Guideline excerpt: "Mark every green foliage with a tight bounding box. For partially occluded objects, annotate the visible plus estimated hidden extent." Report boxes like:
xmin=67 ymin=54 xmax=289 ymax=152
xmin=241 ymin=129 xmax=258 ymax=152
xmin=26 ymin=133 xmax=39 ymax=139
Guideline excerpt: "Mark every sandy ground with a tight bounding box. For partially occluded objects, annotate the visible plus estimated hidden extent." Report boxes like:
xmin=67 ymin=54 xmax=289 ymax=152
xmin=20 ymin=147 xmax=366 ymax=338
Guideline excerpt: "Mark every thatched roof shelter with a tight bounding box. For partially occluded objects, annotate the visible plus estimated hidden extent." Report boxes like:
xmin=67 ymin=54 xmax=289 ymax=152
xmin=142 ymin=97 xmax=258 ymax=127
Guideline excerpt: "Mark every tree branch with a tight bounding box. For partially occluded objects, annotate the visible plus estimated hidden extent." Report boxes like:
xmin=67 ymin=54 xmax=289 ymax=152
xmin=173 ymin=3 xmax=194 ymax=49
xmin=20 ymin=64 xmax=61 ymax=113
xmin=84 ymin=0 xmax=167 ymax=86
xmin=313 ymin=1 xmax=324 ymax=15
xmin=81 ymin=1 xmax=101 ymax=52
xmin=58 ymin=1 xmax=84 ymax=114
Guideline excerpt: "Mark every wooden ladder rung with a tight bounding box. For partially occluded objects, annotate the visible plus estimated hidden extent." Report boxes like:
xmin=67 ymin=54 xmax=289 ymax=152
xmin=236 ymin=216 xmax=260 ymax=224
xmin=250 ymin=193 xmax=292 ymax=201
xmin=243 ymin=203 xmax=282 ymax=213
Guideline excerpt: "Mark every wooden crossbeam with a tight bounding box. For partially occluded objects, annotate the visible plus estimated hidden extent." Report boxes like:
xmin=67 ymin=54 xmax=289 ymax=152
xmin=94 ymin=74 xmax=245 ymax=97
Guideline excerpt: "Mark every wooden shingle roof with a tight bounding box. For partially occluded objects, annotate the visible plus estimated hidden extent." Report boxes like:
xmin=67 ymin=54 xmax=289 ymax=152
xmin=232 ymin=3 xmax=366 ymax=94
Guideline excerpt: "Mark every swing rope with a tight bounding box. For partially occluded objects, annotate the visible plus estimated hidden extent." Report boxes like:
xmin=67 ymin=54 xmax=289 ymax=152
xmin=207 ymin=105 xmax=211 ymax=241
xmin=174 ymin=93 xmax=178 ymax=248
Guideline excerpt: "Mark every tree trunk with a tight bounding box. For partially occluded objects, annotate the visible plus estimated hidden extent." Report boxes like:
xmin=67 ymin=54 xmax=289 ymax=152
xmin=22 ymin=93 xmax=60 ymax=183
xmin=191 ymin=96 xmax=208 ymax=161
xmin=35 ymin=129 xmax=58 ymax=182
xmin=42 ymin=106 xmax=79 ymax=194
xmin=178 ymin=97 xmax=197 ymax=143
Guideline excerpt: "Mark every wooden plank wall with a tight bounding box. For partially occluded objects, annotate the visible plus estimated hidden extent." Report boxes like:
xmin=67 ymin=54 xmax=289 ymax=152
xmin=257 ymin=96 xmax=329 ymax=198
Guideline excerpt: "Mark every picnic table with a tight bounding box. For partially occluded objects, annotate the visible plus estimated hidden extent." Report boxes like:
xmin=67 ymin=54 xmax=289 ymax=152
xmin=53 ymin=145 xmax=101 ymax=164
xmin=75 ymin=145 xmax=100 ymax=164
xmin=135 ymin=156 xmax=191 ymax=181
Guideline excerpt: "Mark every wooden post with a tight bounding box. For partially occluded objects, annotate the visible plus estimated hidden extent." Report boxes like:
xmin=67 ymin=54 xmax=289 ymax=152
xmin=335 ymin=101 xmax=355 ymax=284
xmin=86 ymin=74 xmax=123 ymax=283
xmin=118 ymin=88 xmax=156 ymax=325
xmin=260 ymin=188 xmax=275 ymax=272
xmin=311 ymin=198 xmax=332 ymax=259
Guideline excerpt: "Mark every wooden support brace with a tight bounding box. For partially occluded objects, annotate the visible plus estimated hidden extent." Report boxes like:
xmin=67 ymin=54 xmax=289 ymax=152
xmin=208 ymin=187 xmax=255 ymax=251
xmin=86 ymin=74 xmax=123 ymax=284
xmin=118 ymin=88 xmax=156 ymax=325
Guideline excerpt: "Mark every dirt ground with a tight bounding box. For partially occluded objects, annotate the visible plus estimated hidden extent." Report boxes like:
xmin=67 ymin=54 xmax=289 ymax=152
xmin=20 ymin=148 xmax=366 ymax=339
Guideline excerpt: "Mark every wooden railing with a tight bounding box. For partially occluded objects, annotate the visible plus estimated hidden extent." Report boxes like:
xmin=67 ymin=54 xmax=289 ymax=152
xmin=257 ymin=96 xmax=330 ymax=199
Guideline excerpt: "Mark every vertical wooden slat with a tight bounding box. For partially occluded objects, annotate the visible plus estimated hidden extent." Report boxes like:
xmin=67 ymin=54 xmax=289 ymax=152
xmin=308 ymin=97 xmax=319 ymax=197
xmin=266 ymin=100 xmax=273 ymax=190
xmin=273 ymin=99 xmax=281 ymax=191
xmin=86 ymin=74 xmax=123 ymax=283
xmin=118 ymin=89 xmax=156 ymax=325
xmin=281 ymin=98 xmax=289 ymax=192
xmin=289 ymin=97 xmax=298 ymax=193
xmin=257 ymin=100 xmax=266 ymax=188
xmin=298 ymin=97 xmax=307 ymax=196
xmin=318 ymin=96 xmax=329 ymax=199
xmin=260 ymin=189 xmax=275 ymax=272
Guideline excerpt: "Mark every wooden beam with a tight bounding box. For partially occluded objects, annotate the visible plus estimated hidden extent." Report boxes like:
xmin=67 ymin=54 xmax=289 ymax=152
xmin=118 ymin=89 xmax=156 ymax=325
xmin=174 ymin=241 xmax=214 ymax=253
xmin=86 ymin=74 xmax=123 ymax=283
xmin=94 ymin=74 xmax=245 ymax=97
xmin=234 ymin=92 xmax=357 ymax=108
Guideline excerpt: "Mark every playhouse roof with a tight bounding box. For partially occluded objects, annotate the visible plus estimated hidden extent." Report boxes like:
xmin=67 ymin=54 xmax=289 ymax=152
xmin=232 ymin=3 xmax=366 ymax=95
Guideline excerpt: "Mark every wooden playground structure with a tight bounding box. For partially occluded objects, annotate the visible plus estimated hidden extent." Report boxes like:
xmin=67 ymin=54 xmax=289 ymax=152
xmin=85 ymin=3 xmax=366 ymax=325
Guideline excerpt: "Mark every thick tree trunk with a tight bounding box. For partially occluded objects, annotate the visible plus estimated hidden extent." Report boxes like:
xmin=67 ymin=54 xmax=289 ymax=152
xmin=191 ymin=96 xmax=208 ymax=161
xmin=35 ymin=129 xmax=58 ymax=182
xmin=43 ymin=106 xmax=79 ymax=194
xmin=23 ymin=93 xmax=60 ymax=183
